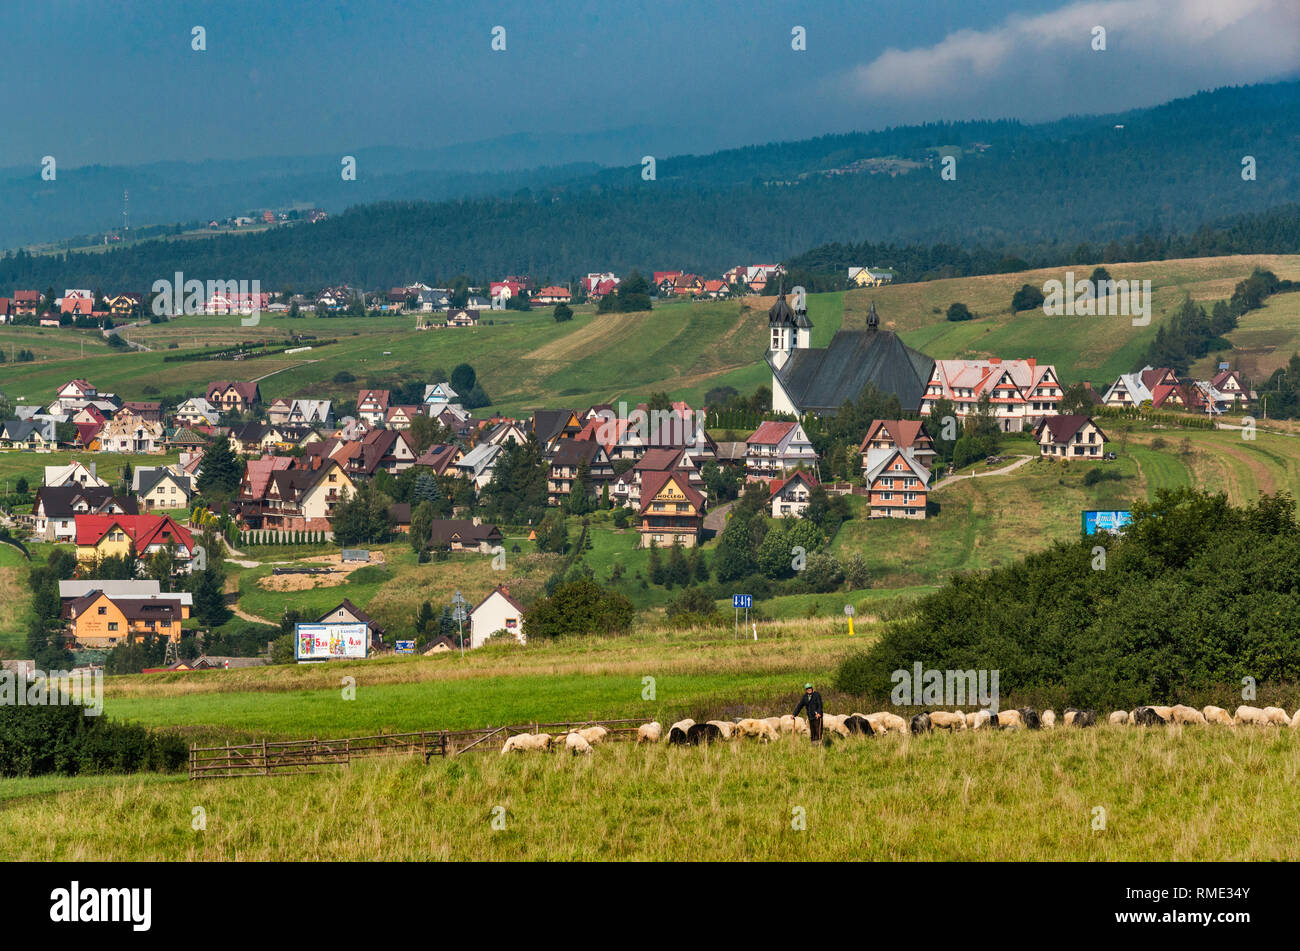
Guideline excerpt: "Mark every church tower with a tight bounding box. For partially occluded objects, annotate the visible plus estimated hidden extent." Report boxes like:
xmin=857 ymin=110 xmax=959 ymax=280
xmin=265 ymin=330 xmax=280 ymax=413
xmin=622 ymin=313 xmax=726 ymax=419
xmin=768 ymin=290 xmax=795 ymax=369
xmin=794 ymin=292 xmax=813 ymax=349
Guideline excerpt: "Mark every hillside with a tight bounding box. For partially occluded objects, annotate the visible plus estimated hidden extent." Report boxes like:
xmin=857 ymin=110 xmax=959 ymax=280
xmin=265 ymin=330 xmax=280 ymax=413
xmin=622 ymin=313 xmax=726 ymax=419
xmin=2 ymin=82 xmax=1298 ymax=287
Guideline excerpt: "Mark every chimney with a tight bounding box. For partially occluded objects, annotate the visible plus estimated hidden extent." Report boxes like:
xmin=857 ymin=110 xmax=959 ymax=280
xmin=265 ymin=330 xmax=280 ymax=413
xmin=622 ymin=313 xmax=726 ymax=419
xmin=472 ymin=516 xmax=481 ymax=527
xmin=1027 ymin=358 xmax=1036 ymax=368
xmin=89 ymin=462 xmax=96 ymax=478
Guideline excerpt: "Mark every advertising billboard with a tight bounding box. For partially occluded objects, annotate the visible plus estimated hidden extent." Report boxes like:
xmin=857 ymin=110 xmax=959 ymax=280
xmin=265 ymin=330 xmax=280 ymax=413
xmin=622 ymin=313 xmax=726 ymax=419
xmin=294 ymin=622 xmax=369 ymax=661
xmin=1082 ymin=510 xmax=1133 ymax=535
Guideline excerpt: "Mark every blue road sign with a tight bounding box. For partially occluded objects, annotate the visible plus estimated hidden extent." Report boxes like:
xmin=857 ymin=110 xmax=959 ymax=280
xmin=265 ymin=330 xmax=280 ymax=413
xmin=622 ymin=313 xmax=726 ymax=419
xmin=732 ymin=594 xmax=752 ymax=609
xmin=396 ymin=640 xmax=416 ymax=654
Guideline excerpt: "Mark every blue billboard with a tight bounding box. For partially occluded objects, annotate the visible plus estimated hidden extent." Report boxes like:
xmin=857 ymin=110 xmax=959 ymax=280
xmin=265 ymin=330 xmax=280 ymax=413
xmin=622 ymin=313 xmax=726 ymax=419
xmin=1082 ymin=510 xmax=1132 ymax=535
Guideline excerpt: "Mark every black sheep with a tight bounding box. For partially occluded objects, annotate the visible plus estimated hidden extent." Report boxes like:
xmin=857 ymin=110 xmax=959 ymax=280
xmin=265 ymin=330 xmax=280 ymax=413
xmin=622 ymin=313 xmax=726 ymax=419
xmin=846 ymin=715 xmax=876 ymax=736
xmin=910 ymin=712 xmax=932 ymax=734
xmin=686 ymin=722 xmax=724 ymax=745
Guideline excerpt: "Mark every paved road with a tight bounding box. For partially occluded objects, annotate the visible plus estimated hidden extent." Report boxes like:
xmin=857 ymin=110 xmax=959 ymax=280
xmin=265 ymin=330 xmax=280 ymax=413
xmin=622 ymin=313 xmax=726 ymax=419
xmin=931 ymin=454 xmax=1034 ymax=491
xmin=704 ymin=500 xmax=736 ymax=533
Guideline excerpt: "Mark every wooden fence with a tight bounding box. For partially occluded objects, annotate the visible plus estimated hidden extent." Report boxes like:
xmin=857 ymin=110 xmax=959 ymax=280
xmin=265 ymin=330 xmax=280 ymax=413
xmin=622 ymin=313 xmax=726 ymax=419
xmin=189 ymin=718 xmax=648 ymax=779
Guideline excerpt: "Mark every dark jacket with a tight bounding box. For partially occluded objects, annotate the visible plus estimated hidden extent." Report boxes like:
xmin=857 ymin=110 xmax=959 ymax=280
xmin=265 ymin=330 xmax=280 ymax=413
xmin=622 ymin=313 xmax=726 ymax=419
xmin=793 ymin=690 xmax=823 ymax=718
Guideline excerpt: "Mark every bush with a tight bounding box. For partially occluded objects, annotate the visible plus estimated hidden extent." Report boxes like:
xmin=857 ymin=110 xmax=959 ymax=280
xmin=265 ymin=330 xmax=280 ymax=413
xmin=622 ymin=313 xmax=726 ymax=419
xmin=0 ymin=704 xmax=187 ymax=777
xmin=946 ymin=302 xmax=974 ymax=322
xmin=525 ymin=578 xmax=634 ymax=639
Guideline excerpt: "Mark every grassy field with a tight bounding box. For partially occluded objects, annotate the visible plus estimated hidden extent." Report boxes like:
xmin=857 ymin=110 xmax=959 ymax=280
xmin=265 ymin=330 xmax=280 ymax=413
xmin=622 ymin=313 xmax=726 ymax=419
xmin=3 ymin=717 xmax=1298 ymax=861
xmin=845 ymin=253 xmax=1300 ymax=386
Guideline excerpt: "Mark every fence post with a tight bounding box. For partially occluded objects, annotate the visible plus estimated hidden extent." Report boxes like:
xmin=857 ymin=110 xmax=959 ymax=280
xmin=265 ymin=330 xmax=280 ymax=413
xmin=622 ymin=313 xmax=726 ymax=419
xmin=262 ymin=738 xmax=268 ymax=776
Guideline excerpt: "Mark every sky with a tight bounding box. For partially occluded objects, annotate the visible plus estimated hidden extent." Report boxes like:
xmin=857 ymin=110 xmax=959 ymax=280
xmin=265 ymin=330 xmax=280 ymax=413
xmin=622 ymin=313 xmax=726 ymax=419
xmin=4 ymin=0 xmax=1298 ymax=170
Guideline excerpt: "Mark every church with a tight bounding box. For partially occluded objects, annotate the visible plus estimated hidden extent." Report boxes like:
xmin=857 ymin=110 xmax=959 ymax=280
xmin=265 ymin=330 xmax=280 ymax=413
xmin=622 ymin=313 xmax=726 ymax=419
xmin=766 ymin=291 xmax=934 ymax=417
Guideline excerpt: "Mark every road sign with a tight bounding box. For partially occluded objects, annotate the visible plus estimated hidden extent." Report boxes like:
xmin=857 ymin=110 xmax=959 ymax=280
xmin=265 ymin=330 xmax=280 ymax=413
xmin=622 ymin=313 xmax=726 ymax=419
xmin=396 ymin=640 xmax=415 ymax=654
xmin=732 ymin=594 xmax=752 ymax=609
xmin=843 ymin=604 xmax=855 ymax=617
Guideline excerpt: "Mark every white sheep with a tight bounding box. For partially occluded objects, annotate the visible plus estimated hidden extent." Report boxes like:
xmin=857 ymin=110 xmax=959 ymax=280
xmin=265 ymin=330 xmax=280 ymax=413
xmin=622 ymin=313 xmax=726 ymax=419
xmin=820 ymin=713 xmax=851 ymax=738
xmin=1041 ymin=710 xmax=1057 ymax=729
xmin=1108 ymin=710 xmax=1129 ymax=726
xmin=1292 ymin=710 xmax=1300 ymax=730
xmin=1170 ymin=704 xmax=1206 ymax=725
xmin=637 ymin=721 xmax=662 ymax=744
xmin=995 ymin=709 xmax=1024 ymax=729
xmin=1263 ymin=706 xmax=1291 ymax=726
xmin=501 ymin=733 xmax=553 ymax=754
xmin=865 ymin=712 xmax=908 ymax=734
xmin=733 ymin=718 xmax=780 ymax=742
xmin=929 ymin=711 xmax=966 ymax=731
xmin=1234 ymin=705 xmax=1267 ymax=726
xmin=1202 ymin=706 xmax=1233 ymax=726
xmin=565 ymin=732 xmax=593 ymax=755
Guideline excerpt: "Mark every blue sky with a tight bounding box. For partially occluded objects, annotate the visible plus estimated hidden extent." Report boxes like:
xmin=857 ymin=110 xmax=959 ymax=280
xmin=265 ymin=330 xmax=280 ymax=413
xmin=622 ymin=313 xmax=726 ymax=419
xmin=5 ymin=0 xmax=1297 ymax=168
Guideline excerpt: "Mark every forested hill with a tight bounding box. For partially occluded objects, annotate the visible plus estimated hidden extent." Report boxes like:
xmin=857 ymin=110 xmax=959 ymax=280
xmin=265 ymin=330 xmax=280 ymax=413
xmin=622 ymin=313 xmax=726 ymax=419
xmin=2 ymin=81 xmax=1298 ymax=291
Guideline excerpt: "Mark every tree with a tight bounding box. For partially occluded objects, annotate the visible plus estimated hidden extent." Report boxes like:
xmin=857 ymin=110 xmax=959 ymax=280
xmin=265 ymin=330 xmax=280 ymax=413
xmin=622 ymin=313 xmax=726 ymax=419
xmin=190 ymin=565 xmax=231 ymax=627
xmin=1011 ymin=283 xmax=1045 ymax=312
xmin=197 ymin=436 xmax=242 ymax=499
xmin=410 ymin=500 xmax=435 ymax=553
xmin=450 ymin=363 xmax=477 ymax=395
xmin=946 ymin=302 xmax=974 ymax=322
xmin=525 ymin=578 xmax=634 ymax=639
xmin=647 ymin=542 xmax=665 ymax=585
xmin=553 ymin=303 xmax=574 ymax=322
xmin=14 ymin=477 xmax=27 ymax=495
xmin=332 ymin=481 xmax=393 ymax=546
xmin=1058 ymin=381 xmax=1097 ymax=416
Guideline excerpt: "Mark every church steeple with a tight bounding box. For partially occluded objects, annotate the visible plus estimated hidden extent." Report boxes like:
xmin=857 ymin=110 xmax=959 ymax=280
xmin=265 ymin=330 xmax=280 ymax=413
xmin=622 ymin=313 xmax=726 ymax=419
xmin=768 ymin=286 xmax=795 ymax=368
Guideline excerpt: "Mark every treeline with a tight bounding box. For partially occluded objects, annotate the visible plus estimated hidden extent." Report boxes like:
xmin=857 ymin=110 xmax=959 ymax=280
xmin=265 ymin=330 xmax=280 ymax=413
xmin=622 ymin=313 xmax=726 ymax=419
xmin=836 ymin=488 xmax=1300 ymax=709
xmin=0 ymin=83 xmax=1296 ymax=289
xmin=0 ymin=704 xmax=187 ymax=777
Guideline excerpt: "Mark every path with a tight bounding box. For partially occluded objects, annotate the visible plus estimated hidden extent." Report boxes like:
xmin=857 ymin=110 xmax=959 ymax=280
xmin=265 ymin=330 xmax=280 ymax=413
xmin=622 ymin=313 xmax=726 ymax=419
xmin=704 ymin=499 xmax=736 ymax=533
xmin=250 ymin=359 xmax=320 ymax=384
xmin=931 ymin=455 xmax=1034 ymax=491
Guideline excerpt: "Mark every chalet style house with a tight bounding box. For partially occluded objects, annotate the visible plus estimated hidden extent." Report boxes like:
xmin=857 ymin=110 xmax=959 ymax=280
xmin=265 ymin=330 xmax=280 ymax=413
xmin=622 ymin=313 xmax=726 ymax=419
xmin=863 ymin=448 xmax=931 ymax=519
xmin=205 ymin=380 xmax=261 ymax=414
xmin=638 ymin=470 xmax=705 ymax=548
xmin=859 ymin=419 xmax=938 ymax=471
xmin=30 ymin=486 xmax=137 ymax=543
xmin=547 ymin=439 xmax=613 ymax=505
xmin=1034 ymin=415 xmax=1109 ymax=459
xmin=770 ymin=471 xmax=819 ymax=519
xmin=745 ymin=420 xmax=818 ymax=480
xmin=356 ymin=389 xmax=391 ymax=426
xmin=921 ymin=357 xmax=1062 ymax=433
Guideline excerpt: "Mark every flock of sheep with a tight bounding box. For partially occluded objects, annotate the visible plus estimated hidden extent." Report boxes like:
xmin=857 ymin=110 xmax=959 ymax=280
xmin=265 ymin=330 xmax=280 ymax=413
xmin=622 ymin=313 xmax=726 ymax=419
xmin=499 ymin=704 xmax=1300 ymax=755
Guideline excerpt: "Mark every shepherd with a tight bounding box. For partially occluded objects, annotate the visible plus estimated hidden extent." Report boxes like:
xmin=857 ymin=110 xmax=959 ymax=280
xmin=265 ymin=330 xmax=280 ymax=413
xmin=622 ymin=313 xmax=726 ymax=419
xmin=793 ymin=683 xmax=824 ymax=742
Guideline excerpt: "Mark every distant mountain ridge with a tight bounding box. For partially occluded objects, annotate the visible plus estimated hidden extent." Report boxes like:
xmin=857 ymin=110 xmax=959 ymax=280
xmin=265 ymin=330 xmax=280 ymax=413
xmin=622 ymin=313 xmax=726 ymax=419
xmin=2 ymin=82 xmax=1298 ymax=290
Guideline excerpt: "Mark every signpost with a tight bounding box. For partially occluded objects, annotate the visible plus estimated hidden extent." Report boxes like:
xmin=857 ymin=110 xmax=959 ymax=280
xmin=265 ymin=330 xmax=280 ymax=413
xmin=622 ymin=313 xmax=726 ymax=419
xmin=732 ymin=594 xmax=752 ymax=640
xmin=452 ymin=590 xmax=469 ymax=657
xmin=396 ymin=640 xmax=415 ymax=655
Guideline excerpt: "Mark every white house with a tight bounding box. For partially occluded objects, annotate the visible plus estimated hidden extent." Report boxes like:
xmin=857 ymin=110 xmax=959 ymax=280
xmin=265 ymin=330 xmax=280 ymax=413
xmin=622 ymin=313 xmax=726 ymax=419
xmin=469 ymin=585 xmax=526 ymax=648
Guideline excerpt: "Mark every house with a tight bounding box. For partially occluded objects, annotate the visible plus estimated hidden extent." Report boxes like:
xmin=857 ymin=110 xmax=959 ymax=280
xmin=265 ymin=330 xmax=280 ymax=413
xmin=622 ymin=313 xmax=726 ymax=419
xmin=423 ymin=382 xmax=459 ymax=410
xmin=583 ymin=273 xmax=619 ymax=296
xmin=135 ymin=467 xmax=193 ymax=510
xmin=848 ymin=267 xmax=895 ymax=287
xmin=44 ymin=460 xmax=108 ymax=489
xmin=173 ymin=397 xmax=220 ymax=427
xmin=701 ymin=279 xmax=730 ymax=299
xmin=445 ymin=308 xmax=479 ymax=328
xmin=335 ymin=429 xmax=417 ymax=477
xmin=638 ymin=470 xmax=705 ymax=548
xmin=120 ymin=401 xmax=162 ymax=424
xmin=769 ymin=471 xmax=819 ymax=519
xmin=745 ymin=420 xmax=818 ymax=480
xmin=723 ymin=264 xmax=784 ymax=292
xmin=205 ymin=381 xmax=261 ymax=414
xmin=859 ymin=419 xmax=938 ymax=469
xmin=316 ymin=599 xmax=385 ymax=652
xmin=547 ymin=439 xmax=613 ymax=505
xmin=653 ymin=271 xmax=683 ymax=294
xmin=238 ymin=458 xmax=353 ymax=532
xmin=531 ymin=410 xmax=583 ymax=455
xmin=481 ymin=419 xmax=528 ymax=448
xmin=533 ymin=286 xmax=571 ymax=305
xmin=356 ymin=390 xmax=390 ymax=427
xmin=0 ymin=419 xmax=57 ymax=450
xmin=99 ymin=409 xmax=164 ymax=453
xmin=769 ymin=298 xmax=933 ymax=417
xmin=613 ymin=448 xmax=705 ymax=507
xmin=1210 ymin=369 xmax=1252 ymax=406
xmin=1034 ymin=415 xmax=1109 ymax=459
xmin=1101 ymin=366 xmax=1179 ymax=409
xmin=30 ymin=486 xmax=137 ymax=542
xmin=74 ymin=514 xmax=195 ymax=569
xmin=383 ymin=405 xmax=420 ymax=430
xmin=454 ymin=442 xmax=503 ymax=489
xmin=63 ymin=590 xmax=190 ymax=647
xmin=55 ymin=379 xmax=98 ymax=415
xmin=427 ymin=518 xmax=504 ymax=553
xmin=107 ymin=293 xmax=141 ymax=316
xmin=0 ymin=298 xmax=12 ymax=323
xmin=863 ymin=448 xmax=931 ymax=519
xmin=229 ymin=421 xmax=282 ymax=456
xmin=921 ymin=355 xmax=1063 ymax=432
xmin=13 ymin=290 xmax=40 ymax=316
xmin=267 ymin=398 xmax=333 ymax=428
xmin=61 ymin=297 xmax=95 ymax=316
xmin=469 ymin=585 xmax=525 ymax=648
xmin=413 ymin=443 xmax=460 ymax=474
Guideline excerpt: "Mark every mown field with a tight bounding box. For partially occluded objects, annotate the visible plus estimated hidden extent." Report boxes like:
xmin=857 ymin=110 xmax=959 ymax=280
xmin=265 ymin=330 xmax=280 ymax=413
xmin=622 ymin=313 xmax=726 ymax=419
xmin=845 ymin=253 xmax=1300 ymax=385
xmin=0 ymin=292 xmax=844 ymax=418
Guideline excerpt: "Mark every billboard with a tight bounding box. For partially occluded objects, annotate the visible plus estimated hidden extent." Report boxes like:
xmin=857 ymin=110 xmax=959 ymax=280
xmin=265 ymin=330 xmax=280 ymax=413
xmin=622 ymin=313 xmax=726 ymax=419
xmin=1082 ymin=510 xmax=1132 ymax=535
xmin=294 ymin=622 xmax=368 ymax=661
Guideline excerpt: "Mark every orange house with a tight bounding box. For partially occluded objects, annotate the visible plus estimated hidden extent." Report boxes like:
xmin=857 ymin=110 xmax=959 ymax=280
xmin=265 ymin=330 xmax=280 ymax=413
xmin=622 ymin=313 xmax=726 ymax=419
xmin=638 ymin=470 xmax=705 ymax=548
xmin=63 ymin=591 xmax=189 ymax=647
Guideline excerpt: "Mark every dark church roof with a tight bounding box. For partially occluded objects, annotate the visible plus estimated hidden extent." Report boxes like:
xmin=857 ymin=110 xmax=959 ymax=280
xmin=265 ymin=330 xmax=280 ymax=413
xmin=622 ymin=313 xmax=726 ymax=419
xmin=768 ymin=293 xmax=794 ymax=327
xmin=769 ymin=319 xmax=934 ymax=414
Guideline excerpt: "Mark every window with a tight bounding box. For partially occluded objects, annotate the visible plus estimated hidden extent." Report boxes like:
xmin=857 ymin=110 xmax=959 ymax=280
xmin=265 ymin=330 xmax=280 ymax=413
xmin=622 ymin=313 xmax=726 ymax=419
xmin=108 ymin=622 xmax=118 ymax=631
